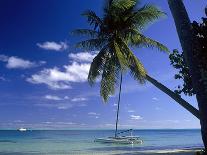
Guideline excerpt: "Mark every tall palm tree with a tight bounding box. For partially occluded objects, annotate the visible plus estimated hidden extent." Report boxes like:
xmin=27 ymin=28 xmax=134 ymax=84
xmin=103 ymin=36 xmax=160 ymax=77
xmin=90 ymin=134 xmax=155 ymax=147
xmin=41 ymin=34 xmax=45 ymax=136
xmin=74 ymin=0 xmax=199 ymax=124
xmin=74 ymin=0 xmax=168 ymax=99
xmin=168 ymin=0 xmax=207 ymax=150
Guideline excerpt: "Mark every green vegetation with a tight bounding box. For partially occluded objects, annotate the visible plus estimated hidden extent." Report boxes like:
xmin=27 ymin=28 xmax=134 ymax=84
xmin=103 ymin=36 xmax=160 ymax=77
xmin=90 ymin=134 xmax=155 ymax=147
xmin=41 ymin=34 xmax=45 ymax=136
xmin=169 ymin=14 xmax=207 ymax=97
xmin=169 ymin=49 xmax=194 ymax=96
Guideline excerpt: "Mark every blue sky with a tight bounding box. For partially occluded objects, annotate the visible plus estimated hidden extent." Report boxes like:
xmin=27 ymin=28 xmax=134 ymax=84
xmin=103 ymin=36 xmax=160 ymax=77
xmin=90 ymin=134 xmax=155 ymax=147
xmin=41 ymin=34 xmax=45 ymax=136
xmin=0 ymin=0 xmax=206 ymax=130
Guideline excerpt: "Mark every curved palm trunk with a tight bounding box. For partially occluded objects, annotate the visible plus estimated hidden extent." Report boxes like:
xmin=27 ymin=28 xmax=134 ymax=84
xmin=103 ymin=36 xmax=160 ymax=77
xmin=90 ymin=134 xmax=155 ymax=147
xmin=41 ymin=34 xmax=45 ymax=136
xmin=146 ymin=75 xmax=200 ymax=119
xmin=115 ymin=71 xmax=123 ymax=138
xmin=113 ymin=73 xmax=200 ymax=138
xmin=168 ymin=0 xmax=207 ymax=150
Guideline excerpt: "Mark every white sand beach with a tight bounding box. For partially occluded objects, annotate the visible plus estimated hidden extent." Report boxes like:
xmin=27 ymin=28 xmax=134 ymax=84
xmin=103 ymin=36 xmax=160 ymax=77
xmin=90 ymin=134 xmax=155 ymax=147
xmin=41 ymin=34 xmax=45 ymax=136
xmin=68 ymin=149 xmax=201 ymax=155
xmin=136 ymin=149 xmax=200 ymax=154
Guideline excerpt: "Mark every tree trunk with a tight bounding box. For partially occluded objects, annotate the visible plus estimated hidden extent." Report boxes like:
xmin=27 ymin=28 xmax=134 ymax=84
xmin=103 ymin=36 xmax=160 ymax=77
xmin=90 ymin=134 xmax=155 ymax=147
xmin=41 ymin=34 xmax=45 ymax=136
xmin=146 ymin=75 xmax=200 ymax=119
xmin=168 ymin=0 xmax=207 ymax=150
xmin=115 ymin=71 xmax=123 ymax=137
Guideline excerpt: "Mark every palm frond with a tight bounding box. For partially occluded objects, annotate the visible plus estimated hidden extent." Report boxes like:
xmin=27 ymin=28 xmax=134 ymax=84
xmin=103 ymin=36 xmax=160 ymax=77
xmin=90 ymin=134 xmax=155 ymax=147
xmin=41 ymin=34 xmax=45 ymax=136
xmin=135 ymin=35 xmax=170 ymax=53
xmin=111 ymin=0 xmax=137 ymax=11
xmin=76 ymin=38 xmax=106 ymax=50
xmin=112 ymin=40 xmax=129 ymax=70
xmin=128 ymin=52 xmax=146 ymax=83
xmin=100 ymin=55 xmax=120 ymax=102
xmin=82 ymin=10 xmax=103 ymax=30
xmin=129 ymin=4 xmax=165 ymax=30
xmin=88 ymin=47 xmax=108 ymax=85
xmin=103 ymin=0 xmax=137 ymax=18
xmin=72 ymin=29 xmax=99 ymax=38
xmin=130 ymin=32 xmax=170 ymax=53
xmin=116 ymin=37 xmax=146 ymax=83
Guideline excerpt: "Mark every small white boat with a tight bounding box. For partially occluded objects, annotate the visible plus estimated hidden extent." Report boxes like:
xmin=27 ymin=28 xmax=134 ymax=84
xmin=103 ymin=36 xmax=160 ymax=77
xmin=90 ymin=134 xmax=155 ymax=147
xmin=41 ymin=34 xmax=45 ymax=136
xmin=95 ymin=135 xmax=143 ymax=144
xmin=18 ymin=128 xmax=27 ymax=132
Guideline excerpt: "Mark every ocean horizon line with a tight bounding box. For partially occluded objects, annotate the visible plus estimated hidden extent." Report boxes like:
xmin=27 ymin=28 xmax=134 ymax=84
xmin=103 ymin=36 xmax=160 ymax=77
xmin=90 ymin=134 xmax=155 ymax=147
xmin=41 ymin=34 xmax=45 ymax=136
xmin=0 ymin=128 xmax=201 ymax=131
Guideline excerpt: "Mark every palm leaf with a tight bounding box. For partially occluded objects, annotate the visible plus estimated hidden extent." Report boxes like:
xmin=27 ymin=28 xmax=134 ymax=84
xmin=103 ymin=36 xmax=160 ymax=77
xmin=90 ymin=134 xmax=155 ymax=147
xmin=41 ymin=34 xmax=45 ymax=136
xmin=111 ymin=0 xmax=137 ymax=11
xmin=112 ymin=40 xmax=129 ymax=70
xmin=127 ymin=29 xmax=169 ymax=53
xmin=88 ymin=46 xmax=108 ymax=85
xmin=82 ymin=10 xmax=103 ymax=30
xmin=72 ymin=29 xmax=98 ymax=38
xmin=128 ymin=4 xmax=165 ymax=30
xmin=76 ymin=38 xmax=106 ymax=50
xmin=100 ymin=55 xmax=120 ymax=102
xmin=116 ymin=37 xmax=146 ymax=83
xmin=131 ymin=33 xmax=170 ymax=52
xmin=128 ymin=53 xmax=146 ymax=84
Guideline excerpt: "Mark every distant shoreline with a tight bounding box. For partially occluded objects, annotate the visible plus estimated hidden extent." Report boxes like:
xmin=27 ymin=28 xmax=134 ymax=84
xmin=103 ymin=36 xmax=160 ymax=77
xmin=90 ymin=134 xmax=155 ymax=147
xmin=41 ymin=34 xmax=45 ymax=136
xmin=110 ymin=149 xmax=202 ymax=155
xmin=0 ymin=128 xmax=201 ymax=131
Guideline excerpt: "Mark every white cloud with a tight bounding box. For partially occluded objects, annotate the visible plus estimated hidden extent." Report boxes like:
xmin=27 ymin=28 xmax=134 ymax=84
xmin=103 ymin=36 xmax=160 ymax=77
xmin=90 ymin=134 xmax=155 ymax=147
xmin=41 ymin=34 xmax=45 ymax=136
xmin=128 ymin=110 xmax=135 ymax=113
xmin=88 ymin=112 xmax=100 ymax=119
xmin=35 ymin=103 xmax=73 ymax=110
xmin=39 ymin=61 xmax=47 ymax=65
xmin=6 ymin=56 xmax=36 ymax=69
xmin=27 ymin=62 xmax=90 ymax=90
xmin=44 ymin=95 xmax=62 ymax=101
xmin=130 ymin=115 xmax=143 ymax=120
xmin=35 ymin=100 xmax=87 ymax=110
xmin=26 ymin=51 xmax=96 ymax=90
xmin=44 ymin=95 xmax=70 ymax=101
xmin=68 ymin=51 xmax=97 ymax=62
xmin=64 ymin=96 xmax=70 ymax=100
xmin=64 ymin=62 xmax=90 ymax=82
xmin=88 ymin=112 xmax=99 ymax=115
xmin=37 ymin=41 xmax=68 ymax=51
xmin=27 ymin=68 xmax=71 ymax=90
xmin=71 ymin=97 xmax=87 ymax=102
xmin=57 ymin=106 xmax=69 ymax=110
xmin=42 ymin=121 xmax=53 ymax=124
xmin=0 ymin=55 xmax=44 ymax=69
xmin=152 ymin=97 xmax=159 ymax=101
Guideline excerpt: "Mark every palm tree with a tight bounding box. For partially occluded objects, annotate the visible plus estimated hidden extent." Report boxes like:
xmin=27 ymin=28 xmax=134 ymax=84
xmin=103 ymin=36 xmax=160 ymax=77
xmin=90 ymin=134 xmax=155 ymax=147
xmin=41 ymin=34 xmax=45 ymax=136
xmin=74 ymin=0 xmax=200 ymax=124
xmin=74 ymin=0 xmax=167 ymax=99
xmin=168 ymin=0 xmax=207 ymax=150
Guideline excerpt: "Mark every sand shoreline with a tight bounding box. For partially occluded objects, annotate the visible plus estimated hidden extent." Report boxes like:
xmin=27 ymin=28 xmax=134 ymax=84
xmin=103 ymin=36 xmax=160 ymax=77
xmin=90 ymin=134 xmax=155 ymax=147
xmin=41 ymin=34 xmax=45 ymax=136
xmin=130 ymin=149 xmax=200 ymax=154
xmin=0 ymin=149 xmax=203 ymax=155
xmin=66 ymin=148 xmax=203 ymax=155
xmin=107 ymin=149 xmax=200 ymax=155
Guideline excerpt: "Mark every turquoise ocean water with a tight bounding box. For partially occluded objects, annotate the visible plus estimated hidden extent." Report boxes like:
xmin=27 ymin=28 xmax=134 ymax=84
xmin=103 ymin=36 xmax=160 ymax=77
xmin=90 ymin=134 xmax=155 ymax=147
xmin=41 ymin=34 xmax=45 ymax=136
xmin=0 ymin=129 xmax=203 ymax=155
